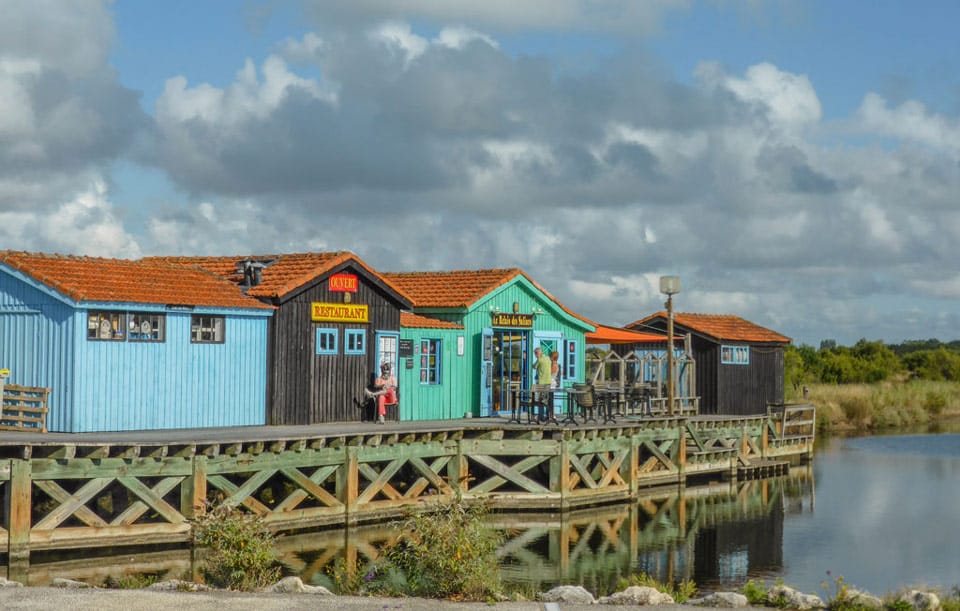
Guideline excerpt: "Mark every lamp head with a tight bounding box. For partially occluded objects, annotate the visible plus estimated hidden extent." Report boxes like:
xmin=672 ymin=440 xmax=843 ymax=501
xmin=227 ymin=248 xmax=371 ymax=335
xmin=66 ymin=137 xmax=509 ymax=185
xmin=659 ymin=276 xmax=681 ymax=296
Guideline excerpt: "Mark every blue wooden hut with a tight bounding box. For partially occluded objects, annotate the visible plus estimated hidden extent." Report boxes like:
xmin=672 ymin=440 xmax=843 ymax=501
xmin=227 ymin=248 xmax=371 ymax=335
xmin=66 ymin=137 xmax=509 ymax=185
xmin=0 ymin=251 xmax=273 ymax=432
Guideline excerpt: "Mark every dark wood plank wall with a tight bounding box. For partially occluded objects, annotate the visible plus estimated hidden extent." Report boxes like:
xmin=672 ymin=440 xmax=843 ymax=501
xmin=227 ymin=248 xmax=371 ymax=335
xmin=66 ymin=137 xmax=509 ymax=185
xmin=266 ymin=263 xmax=403 ymax=425
xmin=716 ymin=344 xmax=784 ymax=416
xmin=690 ymin=336 xmax=720 ymax=416
xmin=625 ymin=319 xmax=785 ymax=417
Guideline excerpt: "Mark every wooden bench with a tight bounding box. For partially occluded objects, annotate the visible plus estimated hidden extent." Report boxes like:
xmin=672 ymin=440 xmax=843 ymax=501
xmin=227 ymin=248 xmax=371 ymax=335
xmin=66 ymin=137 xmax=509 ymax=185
xmin=1 ymin=384 xmax=50 ymax=432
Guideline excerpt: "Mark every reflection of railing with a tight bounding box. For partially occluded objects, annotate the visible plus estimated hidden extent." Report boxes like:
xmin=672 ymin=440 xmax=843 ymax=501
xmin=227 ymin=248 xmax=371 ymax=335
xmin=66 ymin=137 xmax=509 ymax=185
xmin=6 ymin=471 xmax=815 ymax=591
xmin=0 ymin=411 xmax=814 ymax=577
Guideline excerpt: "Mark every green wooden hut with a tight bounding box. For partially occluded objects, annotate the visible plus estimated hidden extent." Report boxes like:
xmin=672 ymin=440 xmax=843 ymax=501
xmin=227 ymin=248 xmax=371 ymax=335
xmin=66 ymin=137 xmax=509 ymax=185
xmin=386 ymin=269 xmax=596 ymax=419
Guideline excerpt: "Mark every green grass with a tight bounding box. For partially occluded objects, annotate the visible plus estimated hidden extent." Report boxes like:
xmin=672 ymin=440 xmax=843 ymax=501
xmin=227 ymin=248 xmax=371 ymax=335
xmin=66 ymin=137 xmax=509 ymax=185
xmin=800 ymin=379 xmax=960 ymax=433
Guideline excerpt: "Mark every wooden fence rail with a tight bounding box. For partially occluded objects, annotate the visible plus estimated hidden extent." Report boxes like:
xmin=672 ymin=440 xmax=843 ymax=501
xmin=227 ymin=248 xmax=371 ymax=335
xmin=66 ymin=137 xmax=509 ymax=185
xmin=0 ymin=408 xmax=815 ymax=579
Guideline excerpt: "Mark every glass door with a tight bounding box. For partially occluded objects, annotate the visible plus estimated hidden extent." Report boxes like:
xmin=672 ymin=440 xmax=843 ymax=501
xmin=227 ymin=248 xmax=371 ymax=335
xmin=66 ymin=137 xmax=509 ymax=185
xmin=491 ymin=330 xmax=528 ymax=415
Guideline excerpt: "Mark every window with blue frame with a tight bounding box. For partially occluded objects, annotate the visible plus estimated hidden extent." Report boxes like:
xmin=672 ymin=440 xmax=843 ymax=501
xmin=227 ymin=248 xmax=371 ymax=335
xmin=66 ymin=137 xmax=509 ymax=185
xmin=316 ymin=328 xmax=338 ymax=354
xmin=721 ymin=345 xmax=750 ymax=365
xmin=564 ymin=339 xmax=578 ymax=380
xmin=345 ymin=329 xmax=366 ymax=355
xmin=419 ymin=338 xmax=441 ymax=384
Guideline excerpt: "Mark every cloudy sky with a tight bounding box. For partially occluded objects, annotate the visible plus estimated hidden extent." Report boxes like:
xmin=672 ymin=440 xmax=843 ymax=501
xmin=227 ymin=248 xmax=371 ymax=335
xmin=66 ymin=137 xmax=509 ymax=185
xmin=2 ymin=0 xmax=959 ymax=346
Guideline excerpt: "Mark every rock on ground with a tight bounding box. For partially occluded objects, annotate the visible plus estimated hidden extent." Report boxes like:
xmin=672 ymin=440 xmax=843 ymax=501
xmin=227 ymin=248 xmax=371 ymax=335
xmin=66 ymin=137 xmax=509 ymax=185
xmin=899 ymin=590 xmax=942 ymax=611
xmin=767 ymin=585 xmax=825 ymax=610
xmin=599 ymin=585 xmax=675 ymax=605
xmin=264 ymin=577 xmax=334 ymax=595
xmin=539 ymin=585 xmax=597 ymax=604
xmin=691 ymin=592 xmax=750 ymax=607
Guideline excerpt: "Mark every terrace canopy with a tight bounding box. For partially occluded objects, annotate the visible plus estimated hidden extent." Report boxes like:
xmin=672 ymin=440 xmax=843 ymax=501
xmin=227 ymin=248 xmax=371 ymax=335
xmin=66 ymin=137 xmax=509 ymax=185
xmin=586 ymin=324 xmax=670 ymax=345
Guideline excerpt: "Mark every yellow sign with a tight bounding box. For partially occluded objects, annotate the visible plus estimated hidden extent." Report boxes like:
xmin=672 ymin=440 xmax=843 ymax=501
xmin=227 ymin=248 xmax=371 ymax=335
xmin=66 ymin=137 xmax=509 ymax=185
xmin=311 ymin=302 xmax=369 ymax=323
xmin=491 ymin=313 xmax=534 ymax=328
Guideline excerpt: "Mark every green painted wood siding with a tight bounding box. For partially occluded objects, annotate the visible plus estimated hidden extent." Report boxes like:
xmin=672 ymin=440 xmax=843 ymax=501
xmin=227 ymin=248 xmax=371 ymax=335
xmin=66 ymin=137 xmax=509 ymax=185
xmin=400 ymin=276 xmax=593 ymax=420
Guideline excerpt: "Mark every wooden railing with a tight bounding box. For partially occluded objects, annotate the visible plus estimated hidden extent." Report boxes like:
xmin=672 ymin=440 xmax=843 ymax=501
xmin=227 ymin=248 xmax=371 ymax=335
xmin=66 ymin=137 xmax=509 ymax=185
xmin=1 ymin=385 xmax=49 ymax=433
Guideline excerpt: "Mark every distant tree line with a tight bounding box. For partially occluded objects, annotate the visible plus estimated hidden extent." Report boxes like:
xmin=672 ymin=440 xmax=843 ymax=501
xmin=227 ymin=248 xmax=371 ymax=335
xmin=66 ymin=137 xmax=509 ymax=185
xmin=785 ymin=338 xmax=960 ymax=390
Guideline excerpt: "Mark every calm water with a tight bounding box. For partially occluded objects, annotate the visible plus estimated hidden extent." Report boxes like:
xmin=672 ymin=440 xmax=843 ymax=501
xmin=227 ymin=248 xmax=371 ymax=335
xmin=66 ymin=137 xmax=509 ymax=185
xmin=14 ymin=430 xmax=960 ymax=595
xmin=776 ymin=432 xmax=960 ymax=595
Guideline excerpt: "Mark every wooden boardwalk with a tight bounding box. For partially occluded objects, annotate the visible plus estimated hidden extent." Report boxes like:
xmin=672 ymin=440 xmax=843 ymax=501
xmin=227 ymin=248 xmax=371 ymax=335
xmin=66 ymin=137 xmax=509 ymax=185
xmin=0 ymin=405 xmax=815 ymax=576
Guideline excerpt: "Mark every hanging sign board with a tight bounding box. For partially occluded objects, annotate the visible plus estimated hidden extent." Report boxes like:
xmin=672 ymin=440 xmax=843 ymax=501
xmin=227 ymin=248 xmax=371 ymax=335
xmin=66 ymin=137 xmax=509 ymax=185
xmin=399 ymin=339 xmax=414 ymax=357
xmin=311 ymin=302 xmax=369 ymax=323
xmin=491 ymin=313 xmax=533 ymax=328
xmin=328 ymin=273 xmax=359 ymax=293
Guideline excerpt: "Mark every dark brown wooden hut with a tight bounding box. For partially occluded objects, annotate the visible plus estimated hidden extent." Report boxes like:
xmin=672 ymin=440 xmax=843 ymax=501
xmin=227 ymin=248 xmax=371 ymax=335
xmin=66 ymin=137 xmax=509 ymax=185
xmin=145 ymin=252 xmax=412 ymax=424
xmin=626 ymin=313 xmax=791 ymax=416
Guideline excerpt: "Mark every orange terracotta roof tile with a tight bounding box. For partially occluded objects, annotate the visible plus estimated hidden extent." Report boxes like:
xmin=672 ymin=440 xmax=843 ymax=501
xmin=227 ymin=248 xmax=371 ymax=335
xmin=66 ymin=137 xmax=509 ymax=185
xmin=383 ymin=268 xmax=595 ymax=329
xmin=144 ymin=252 xmax=412 ymax=303
xmin=629 ymin=312 xmax=790 ymax=343
xmin=0 ymin=251 xmax=271 ymax=310
xmin=384 ymin=269 xmax=521 ymax=309
xmin=400 ymin=312 xmax=464 ymax=329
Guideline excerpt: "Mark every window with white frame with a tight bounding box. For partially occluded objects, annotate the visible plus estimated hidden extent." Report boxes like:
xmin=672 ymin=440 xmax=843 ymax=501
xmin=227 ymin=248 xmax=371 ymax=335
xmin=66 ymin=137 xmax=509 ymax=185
xmin=191 ymin=315 xmax=225 ymax=344
xmin=419 ymin=338 xmax=441 ymax=384
xmin=316 ymin=328 xmax=338 ymax=354
xmin=345 ymin=329 xmax=366 ymax=355
xmin=128 ymin=312 xmax=166 ymax=342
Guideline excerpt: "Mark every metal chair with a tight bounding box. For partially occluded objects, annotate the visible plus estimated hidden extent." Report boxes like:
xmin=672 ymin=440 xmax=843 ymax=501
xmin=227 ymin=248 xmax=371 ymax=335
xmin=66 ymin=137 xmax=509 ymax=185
xmin=571 ymin=383 xmax=596 ymax=423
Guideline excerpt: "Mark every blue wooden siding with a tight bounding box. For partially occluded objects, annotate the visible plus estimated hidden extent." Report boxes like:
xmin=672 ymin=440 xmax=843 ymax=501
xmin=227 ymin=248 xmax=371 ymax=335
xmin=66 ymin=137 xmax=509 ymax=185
xmin=70 ymin=309 xmax=269 ymax=432
xmin=0 ymin=273 xmax=77 ymax=431
xmin=2 ymin=266 xmax=271 ymax=432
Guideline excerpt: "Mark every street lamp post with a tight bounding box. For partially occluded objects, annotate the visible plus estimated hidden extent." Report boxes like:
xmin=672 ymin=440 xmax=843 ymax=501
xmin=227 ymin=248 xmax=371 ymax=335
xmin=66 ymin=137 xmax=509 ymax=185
xmin=659 ymin=276 xmax=680 ymax=416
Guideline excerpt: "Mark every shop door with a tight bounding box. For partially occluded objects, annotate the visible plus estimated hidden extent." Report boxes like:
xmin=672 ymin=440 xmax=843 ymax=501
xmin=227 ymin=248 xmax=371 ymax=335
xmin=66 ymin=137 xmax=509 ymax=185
xmin=532 ymin=331 xmax=563 ymax=412
xmin=488 ymin=330 xmax=529 ymax=417
xmin=479 ymin=328 xmax=493 ymax=417
xmin=375 ymin=331 xmax=399 ymax=379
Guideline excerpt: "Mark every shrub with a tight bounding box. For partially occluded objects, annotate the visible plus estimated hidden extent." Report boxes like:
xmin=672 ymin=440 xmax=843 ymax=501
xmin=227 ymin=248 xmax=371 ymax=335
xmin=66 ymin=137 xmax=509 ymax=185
xmin=191 ymin=501 xmax=282 ymax=591
xmin=617 ymin=572 xmax=697 ymax=603
xmin=340 ymin=496 xmax=503 ymax=601
xmin=740 ymin=579 xmax=768 ymax=605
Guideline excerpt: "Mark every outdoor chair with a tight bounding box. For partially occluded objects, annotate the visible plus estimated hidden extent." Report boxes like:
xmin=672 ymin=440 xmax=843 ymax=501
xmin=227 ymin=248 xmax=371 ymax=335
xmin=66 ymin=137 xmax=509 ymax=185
xmin=571 ymin=383 xmax=596 ymax=423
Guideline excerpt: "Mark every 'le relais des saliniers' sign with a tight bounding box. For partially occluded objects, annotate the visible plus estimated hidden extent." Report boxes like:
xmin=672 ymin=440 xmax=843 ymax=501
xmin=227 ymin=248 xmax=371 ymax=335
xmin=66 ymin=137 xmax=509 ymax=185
xmin=491 ymin=312 xmax=533 ymax=328
xmin=312 ymin=302 xmax=369 ymax=323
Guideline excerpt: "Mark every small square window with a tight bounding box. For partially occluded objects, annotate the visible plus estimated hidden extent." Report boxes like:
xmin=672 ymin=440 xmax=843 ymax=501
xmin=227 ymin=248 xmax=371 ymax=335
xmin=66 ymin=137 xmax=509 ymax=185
xmin=345 ymin=329 xmax=366 ymax=355
xmin=316 ymin=328 xmax=338 ymax=354
xmin=128 ymin=312 xmax=166 ymax=342
xmin=191 ymin=315 xmax=225 ymax=344
xmin=721 ymin=345 xmax=750 ymax=365
xmin=87 ymin=311 xmax=125 ymax=341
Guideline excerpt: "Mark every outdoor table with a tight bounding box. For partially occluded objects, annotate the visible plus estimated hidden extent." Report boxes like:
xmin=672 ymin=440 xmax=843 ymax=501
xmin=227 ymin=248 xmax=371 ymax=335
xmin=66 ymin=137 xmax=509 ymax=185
xmin=558 ymin=388 xmax=585 ymax=426
xmin=510 ymin=386 xmax=556 ymax=425
xmin=593 ymin=386 xmax=621 ymax=424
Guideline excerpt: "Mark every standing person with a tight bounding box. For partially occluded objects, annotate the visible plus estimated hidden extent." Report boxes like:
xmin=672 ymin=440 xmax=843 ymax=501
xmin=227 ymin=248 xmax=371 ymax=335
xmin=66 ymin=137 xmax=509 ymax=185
xmin=532 ymin=347 xmax=552 ymax=386
xmin=374 ymin=362 xmax=398 ymax=424
xmin=550 ymin=350 xmax=561 ymax=389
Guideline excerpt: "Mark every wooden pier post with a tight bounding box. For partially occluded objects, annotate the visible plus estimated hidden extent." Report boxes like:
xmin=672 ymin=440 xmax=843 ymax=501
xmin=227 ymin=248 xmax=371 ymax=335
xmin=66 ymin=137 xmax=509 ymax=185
xmin=550 ymin=438 xmax=571 ymax=510
xmin=448 ymin=439 xmax=469 ymax=494
xmin=181 ymin=455 xmax=207 ymax=519
xmin=339 ymin=447 xmax=359 ymax=524
xmin=6 ymin=459 xmax=32 ymax=582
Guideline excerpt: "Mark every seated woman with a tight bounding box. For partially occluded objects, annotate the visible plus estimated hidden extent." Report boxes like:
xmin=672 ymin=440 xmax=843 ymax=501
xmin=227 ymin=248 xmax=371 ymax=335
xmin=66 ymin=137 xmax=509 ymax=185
xmin=368 ymin=362 xmax=397 ymax=424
